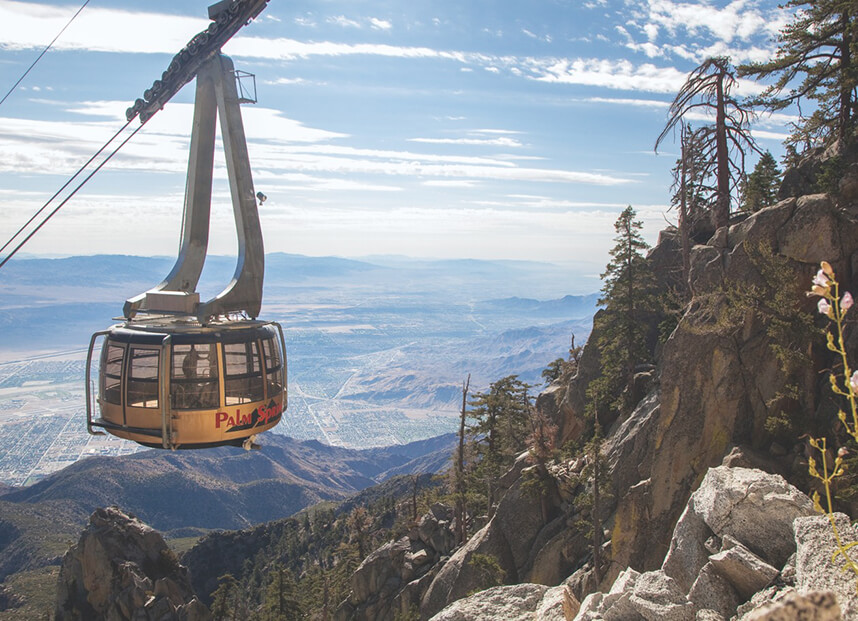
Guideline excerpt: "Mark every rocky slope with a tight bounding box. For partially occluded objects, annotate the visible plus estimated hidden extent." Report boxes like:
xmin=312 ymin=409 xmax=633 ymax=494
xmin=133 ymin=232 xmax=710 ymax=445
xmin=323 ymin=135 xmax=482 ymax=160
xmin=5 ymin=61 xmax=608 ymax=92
xmin=0 ymin=433 xmax=453 ymax=613
xmin=427 ymin=465 xmax=854 ymax=620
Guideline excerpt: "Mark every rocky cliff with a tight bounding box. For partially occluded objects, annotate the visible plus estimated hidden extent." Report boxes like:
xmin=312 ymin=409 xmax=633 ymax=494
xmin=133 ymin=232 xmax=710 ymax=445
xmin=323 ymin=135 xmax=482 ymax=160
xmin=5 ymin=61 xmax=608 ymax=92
xmin=335 ymin=143 xmax=858 ymax=620
xmin=55 ymin=506 xmax=210 ymax=621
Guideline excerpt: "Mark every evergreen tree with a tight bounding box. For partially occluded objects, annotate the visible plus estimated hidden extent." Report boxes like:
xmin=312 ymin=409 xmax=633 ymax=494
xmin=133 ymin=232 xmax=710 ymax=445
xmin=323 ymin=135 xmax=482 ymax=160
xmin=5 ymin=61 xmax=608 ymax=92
xmin=264 ymin=565 xmax=304 ymax=620
xmin=739 ymin=1 xmax=858 ymax=147
xmin=571 ymin=422 xmax=612 ymax=584
xmin=656 ymin=57 xmax=760 ymax=231
xmin=210 ymin=574 xmax=241 ymax=621
xmin=588 ymin=206 xmax=657 ymax=419
xmin=346 ymin=506 xmax=372 ymax=559
xmin=542 ymin=358 xmax=565 ymax=383
xmin=524 ymin=402 xmax=559 ymax=523
xmin=740 ymin=151 xmax=782 ymax=213
xmin=545 ymin=335 xmax=584 ymax=387
xmin=467 ymin=375 xmax=532 ymax=513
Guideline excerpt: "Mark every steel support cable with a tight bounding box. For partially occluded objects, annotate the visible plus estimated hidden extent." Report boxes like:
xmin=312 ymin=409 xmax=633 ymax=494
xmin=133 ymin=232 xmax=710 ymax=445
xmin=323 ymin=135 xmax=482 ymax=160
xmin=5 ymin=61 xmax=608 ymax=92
xmin=0 ymin=120 xmax=147 ymax=269
xmin=0 ymin=0 xmax=92 ymax=108
xmin=0 ymin=118 xmax=133 ymax=257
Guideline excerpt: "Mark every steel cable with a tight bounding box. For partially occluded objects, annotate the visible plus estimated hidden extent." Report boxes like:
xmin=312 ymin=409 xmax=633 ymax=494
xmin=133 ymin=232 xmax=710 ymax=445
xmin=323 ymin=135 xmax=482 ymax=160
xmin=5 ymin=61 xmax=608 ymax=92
xmin=0 ymin=118 xmax=133 ymax=257
xmin=0 ymin=0 xmax=92 ymax=108
xmin=0 ymin=119 xmax=147 ymax=269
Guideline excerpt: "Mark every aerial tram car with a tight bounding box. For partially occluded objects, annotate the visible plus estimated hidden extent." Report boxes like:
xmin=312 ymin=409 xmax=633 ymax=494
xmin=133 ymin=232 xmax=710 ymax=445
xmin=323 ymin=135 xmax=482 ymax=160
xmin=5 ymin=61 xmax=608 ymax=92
xmin=84 ymin=0 xmax=285 ymax=449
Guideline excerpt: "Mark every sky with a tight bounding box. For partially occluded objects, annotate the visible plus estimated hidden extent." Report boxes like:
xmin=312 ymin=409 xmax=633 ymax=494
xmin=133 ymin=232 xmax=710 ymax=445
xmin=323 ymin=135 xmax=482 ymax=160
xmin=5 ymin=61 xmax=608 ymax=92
xmin=0 ymin=0 xmax=798 ymax=277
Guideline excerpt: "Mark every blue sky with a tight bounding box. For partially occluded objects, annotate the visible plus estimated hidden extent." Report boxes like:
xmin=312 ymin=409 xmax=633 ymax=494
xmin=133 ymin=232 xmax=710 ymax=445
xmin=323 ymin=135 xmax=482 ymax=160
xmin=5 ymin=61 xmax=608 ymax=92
xmin=0 ymin=0 xmax=795 ymax=276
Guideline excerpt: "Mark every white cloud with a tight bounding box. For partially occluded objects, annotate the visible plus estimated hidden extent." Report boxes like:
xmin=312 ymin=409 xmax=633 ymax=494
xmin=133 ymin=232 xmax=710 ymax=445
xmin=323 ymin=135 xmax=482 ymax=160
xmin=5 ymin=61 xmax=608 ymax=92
xmin=0 ymin=98 xmax=634 ymax=190
xmin=0 ymin=0 xmax=781 ymax=102
xmin=470 ymin=129 xmax=523 ymax=135
xmin=370 ymin=18 xmax=392 ymax=31
xmin=752 ymin=129 xmax=790 ymax=141
xmin=643 ymin=22 xmax=659 ymax=42
xmin=294 ymin=16 xmax=316 ymax=28
xmin=522 ymin=28 xmax=553 ymax=44
xmin=0 ymin=0 xmax=206 ymax=54
xmin=641 ymin=0 xmax=768 ymax=43
xmin=408 ymin=137 xmax=524 ymax=147
xmin=619 ymin=0 xmax=789 ymax=64
xmin=328 ymin=15 xmax=361 ymax=29
xmin=264 ymin=77 xmax=322 ymax=86
xmin=580 ymin=96 xmax=669 ymax=108
xmin=421 ymin=180 xmax=479 ymax=187
xmin=526 ymin=57 xmax=690 ymax=93
xmin=224 ymin=36 xmax=462 ymax=62
xmin=259 ymin=174 xmax=402 ymax=192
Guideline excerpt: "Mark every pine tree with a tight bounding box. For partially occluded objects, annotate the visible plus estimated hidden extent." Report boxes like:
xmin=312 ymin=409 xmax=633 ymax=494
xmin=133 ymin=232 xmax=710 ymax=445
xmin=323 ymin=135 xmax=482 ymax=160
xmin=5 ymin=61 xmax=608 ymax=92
xmin=346 ymin=506 xmax=372 ymax=559
xmin=571 ymin=422 xmax=612 ymax=584
xmin=588 ymin=206 xmax=657 ymax=420
xmin=467 ymin=375 xmax=532 ymax=514
xmin=740 ymin=151 xmax=782 ymax=213
xmin=545 ymin=335 xmax=584 ymax=386
xmin=524 ymin=402 xmax=559 ymax=523
xmin=542 ymin=358 xmax=565 ymax=383
xmin=656 ymin=57 xmax=760 ymax=231
xmin=739 ymin=1 xmax=858 ymax=147
xmin=264 ymin=565 xmax=304 ymax=620
xmin=210 ymin=574 xmax=240 ymax=620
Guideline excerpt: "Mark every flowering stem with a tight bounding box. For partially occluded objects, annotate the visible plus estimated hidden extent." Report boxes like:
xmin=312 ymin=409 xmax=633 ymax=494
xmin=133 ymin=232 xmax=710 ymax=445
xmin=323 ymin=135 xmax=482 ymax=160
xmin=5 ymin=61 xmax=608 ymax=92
xmin=813 ymin=439 xmax=858 ymax=578
xmin=808 ymin=262 xmax=858 ymax=592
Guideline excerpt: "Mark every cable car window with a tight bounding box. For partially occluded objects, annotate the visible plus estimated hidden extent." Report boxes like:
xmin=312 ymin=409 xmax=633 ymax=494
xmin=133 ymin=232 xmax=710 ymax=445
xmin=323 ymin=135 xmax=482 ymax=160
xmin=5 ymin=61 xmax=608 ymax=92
xmin=102 ymin=342 xmax=125 ymax=405
xmin=127 ymin=347 xmax=159 ymax=408
xmin=171 ymin=344 xmax=220 ymax=410
xmin=262 ymin=337 xmax=283 ymax=398
xmin=223 ymin=341 xmax=264 ymax=405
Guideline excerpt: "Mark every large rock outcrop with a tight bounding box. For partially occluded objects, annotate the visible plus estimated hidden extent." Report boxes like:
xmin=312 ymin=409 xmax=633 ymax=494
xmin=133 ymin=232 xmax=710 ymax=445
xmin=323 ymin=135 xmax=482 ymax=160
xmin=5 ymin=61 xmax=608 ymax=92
xmin=569 ymin=466 xmax=858 ymax=620
xmin=592 ymin=189 xmax=858 ymax=578
xmin=426 ymin=465 xmax=855 ymax=621
xmin=335 ymin=503 xmax=458 ymax=620
xmin=420 ymin=458 xmax=568 ymax=618
xmin=427 ymin=583 xmax=565 ymax=621
xmin=55 ymin=506 xmax=210 ymax=621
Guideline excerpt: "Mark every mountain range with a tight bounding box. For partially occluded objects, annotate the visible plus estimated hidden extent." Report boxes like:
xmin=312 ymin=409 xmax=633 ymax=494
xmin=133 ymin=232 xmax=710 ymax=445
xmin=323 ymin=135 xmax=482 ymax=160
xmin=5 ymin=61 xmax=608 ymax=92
xmin=0 ymin=432 xmax=455 ymax=583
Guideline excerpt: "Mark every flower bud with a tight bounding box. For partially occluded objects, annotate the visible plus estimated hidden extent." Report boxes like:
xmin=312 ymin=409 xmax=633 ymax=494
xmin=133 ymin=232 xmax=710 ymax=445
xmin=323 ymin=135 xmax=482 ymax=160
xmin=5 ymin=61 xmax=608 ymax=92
xmin=842 ymin=292 xmax=854 ymax=313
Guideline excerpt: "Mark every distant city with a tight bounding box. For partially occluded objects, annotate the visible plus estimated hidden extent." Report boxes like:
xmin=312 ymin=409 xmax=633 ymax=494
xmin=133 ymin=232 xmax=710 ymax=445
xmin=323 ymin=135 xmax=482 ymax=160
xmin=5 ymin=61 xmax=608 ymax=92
xmin=0 ymin=353 xmax=142 ymax=486
xmin=0 ymin=253 xmax=597 ymax=486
